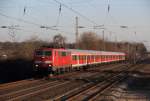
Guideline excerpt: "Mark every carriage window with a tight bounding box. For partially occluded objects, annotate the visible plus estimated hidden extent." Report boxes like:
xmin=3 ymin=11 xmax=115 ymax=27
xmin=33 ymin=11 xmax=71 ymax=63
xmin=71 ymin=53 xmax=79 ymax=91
xmin=79 ymin=56 xmax=81 ymax=60
xmin=80 ymin=56 xmax=82 ymax=60
xmin=61 ymin=52 xmax=66 ymax=56
xmin=82 ymin=56 xmax=85 ymax=60
xmin=73 ymin=55 xmax=77 ymax=60
xmin=82 ymin=56 xmax=84 ymax=60
xmin=72 ymin=56 xmax=75 ymax=60
xmin=45 ymin=51 xmax=52 ymax=56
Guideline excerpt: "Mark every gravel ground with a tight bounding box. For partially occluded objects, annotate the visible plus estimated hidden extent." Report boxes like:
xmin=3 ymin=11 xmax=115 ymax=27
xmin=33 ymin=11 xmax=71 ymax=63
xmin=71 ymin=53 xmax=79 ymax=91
xmin=97 ymin=59 xmax=150 ymax=101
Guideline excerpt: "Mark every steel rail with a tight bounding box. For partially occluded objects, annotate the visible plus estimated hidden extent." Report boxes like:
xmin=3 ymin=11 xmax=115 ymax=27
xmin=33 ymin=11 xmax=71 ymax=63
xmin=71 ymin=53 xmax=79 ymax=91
xmin=0 ymin=81 xmax=67 ymax=101
xmin=89 ymin=64 xmax=147 ymax=101
xmin=50 ymin=64 xmax=140 ymax=101
xmin=0 ymin=79 xmax=39 ymax=89
xmin=49 ymin=65 xmax=127 ymax=101
xmin=6 ymin=81 xmax=70 ymax=101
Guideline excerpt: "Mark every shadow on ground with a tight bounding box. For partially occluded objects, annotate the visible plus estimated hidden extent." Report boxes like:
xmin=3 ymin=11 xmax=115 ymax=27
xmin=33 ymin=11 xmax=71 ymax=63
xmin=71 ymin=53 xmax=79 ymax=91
xmin=125 ymin=76 xmax=150 ymax=100
xmin=0 ymin=59 xmax=33 ymax=84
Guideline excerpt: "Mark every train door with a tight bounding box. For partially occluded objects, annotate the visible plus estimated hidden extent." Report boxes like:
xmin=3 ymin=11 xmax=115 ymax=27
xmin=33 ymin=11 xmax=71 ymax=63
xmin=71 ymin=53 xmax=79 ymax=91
xmin=53 ymin=50 xmax=58 ymax=67
xmin=85 ymin=55 xmax=88 ymax=65
xmin=87 ymin=55 xmax=90 ymax=65
xmin=57 ymin=51 xmax=62 ymax=68
xmin=56 ymin=51 xmax=66 ymax=67
xmin=61 ymin=51 xmax=71 ymax=67
xmin=99 ymin=55 xmax=101 ymax=63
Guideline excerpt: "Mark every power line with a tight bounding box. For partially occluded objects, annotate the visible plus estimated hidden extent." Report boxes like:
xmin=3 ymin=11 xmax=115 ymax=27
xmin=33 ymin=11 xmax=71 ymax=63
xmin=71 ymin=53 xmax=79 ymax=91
xmin=0 ymin=12 xmax=39 ymax=26
xmin=67 ymin=0 xmax=94 ymax=5
xmin=53 ymin=0 xmax=100 ymax=26
xmin=0 ymin=12 xmax=57 ymax=30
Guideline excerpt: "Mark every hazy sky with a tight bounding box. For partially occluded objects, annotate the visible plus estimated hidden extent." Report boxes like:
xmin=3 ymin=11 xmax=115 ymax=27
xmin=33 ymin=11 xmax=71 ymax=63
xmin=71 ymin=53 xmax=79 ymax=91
xmin=0 ymin=0 xmax=150 ymax=50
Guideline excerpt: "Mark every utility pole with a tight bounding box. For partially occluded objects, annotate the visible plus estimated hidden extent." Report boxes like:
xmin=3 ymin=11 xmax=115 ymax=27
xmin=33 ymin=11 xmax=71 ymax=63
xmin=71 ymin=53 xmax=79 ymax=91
xmin=127 ymin=43 xmax=130 ymax=62
xmin=102 ymin=30 xmax=105 ymax=51
xmin=134 ymin=31 xmax=137 ymax=64
xmin=8 ymin=27 xmax=16 ymax=42
xmin=1 ymin=25 xmax=18 ymax=42
xmin=115 ymin=36 xmax=117 ymax=51
xmin=109 ymin=31 xmax=112 ymax=41
xmin=75 ymin=16 xmax=79 ymax=49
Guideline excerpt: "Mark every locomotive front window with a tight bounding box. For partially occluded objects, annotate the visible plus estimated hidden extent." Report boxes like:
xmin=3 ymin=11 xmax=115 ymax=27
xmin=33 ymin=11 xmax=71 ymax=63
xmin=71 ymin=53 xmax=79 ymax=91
xmin=45 ymin=51 xmax=52 ymax=56
xmin=35 ymin=51 xmax=52 ymax=56
xmin=36 ymin=51 xmax=43 ymax=56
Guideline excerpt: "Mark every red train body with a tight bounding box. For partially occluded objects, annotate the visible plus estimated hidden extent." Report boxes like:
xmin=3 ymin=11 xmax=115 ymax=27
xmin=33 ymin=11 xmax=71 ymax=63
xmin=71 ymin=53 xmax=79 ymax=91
xmin=33 ymin=48 xmax=126 ymax=74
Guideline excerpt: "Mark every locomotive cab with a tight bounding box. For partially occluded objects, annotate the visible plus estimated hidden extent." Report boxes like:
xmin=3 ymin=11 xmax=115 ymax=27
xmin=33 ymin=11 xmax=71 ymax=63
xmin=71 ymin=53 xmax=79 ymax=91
xmin=34 ymin=48 xmax=53 ymax=75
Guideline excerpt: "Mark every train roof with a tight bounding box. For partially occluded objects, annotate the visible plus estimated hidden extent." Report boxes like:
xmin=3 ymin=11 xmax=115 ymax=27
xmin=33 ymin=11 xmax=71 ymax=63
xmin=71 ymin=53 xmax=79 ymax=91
xmin=36 ymin=48 xmax=125 ymax=55
xmin=67 ymin=49 xmax=125 ymax=55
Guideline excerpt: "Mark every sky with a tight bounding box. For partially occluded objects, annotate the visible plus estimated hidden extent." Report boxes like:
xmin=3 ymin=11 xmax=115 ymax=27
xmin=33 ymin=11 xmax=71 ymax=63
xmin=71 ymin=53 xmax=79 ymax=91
xmin=0 ymin=0 xmax=150 ymax=50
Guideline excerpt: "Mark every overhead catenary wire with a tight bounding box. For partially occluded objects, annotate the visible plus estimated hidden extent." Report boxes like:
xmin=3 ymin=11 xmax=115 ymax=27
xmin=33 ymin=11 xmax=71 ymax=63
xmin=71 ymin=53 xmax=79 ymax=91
xmin=0 ymin=12 xmax=57 ymax=30
xmin=103 ymin=0 xmax=110 ymax=26
xmin=23 ymin=6 xmax=27 ymax=16
xmin=0 ymin=24 xmax=41 ymax=41
xmin=54 ymin=4 xmax=62 ymax=27
xmin=67 ymin=0 xmax=94 ymax=5
xmin=0 ymin=11 xmax=79 ymax=36
xmin=0 ymin=1 xmax=110 ymax=37
xmin=0 ymin=11 xmax=75 ymax=40
xmin=53 ymin=0 xmax=100 ymax=26
xmin=104 ymin=0 xmax=119 ymax=26
xmin=0 ymin=1 xmax=102 ymax=32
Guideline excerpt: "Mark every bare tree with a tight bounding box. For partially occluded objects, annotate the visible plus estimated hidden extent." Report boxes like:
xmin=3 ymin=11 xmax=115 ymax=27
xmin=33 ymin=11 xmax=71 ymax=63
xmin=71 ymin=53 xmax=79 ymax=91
xmin=78 ymin=32 xmax=100 ymax=50
xmin=53 ymin=34 xmax=66 ymax=48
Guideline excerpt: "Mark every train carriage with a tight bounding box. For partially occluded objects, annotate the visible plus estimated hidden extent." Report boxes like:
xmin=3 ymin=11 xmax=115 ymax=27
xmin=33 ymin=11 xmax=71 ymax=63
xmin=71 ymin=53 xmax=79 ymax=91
xmin=33 ymin=48 xmax=126 ymax=75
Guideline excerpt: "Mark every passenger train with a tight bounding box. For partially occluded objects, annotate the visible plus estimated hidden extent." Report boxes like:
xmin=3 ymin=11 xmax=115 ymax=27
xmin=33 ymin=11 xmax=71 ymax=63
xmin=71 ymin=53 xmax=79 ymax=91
xmin=33 ymin=48 xmax=126 ymax=75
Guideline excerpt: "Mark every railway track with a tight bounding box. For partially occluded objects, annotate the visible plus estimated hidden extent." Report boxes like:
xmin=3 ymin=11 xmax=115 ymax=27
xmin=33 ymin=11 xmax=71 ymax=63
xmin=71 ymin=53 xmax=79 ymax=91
xmin=50 ymin=70 xmax=127 ymax=101
xmin=49 ymin=63 xmax=143 ymax=101
xmin=89 ymin=63 xmax=147 ymax=101
xmin=0 ymin=63 xmax=131 ymax=101
xmin=49 ymin=63 xmax=129 ymax=80
xmin=0 ymin=79 xmax=40 ymax=89
xmin=0 ymin=71 xmax=89 ymax=101
xmin=47 ymin=64 xmax=129 ymax=101
xmin=19 ymin=82 xmax=84 ymax=101
xmin=0 ymin=79 xmax=51 ymax=95
xmin=0 ymin=80 xmax=62 ymax=100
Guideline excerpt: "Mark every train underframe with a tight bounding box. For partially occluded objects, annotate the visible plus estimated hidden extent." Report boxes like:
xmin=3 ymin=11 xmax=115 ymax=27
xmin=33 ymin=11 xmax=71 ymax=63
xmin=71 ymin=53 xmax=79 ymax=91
xmin=33 ymin=60 xmax=125 ymax=76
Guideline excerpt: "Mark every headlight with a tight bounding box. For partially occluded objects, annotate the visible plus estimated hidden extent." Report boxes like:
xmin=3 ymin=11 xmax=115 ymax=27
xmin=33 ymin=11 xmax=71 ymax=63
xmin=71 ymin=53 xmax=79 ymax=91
xmin=35 ymin=64 xmax=39 ymax=67
xmin=44 ymin=61 xmax=51 ymax=64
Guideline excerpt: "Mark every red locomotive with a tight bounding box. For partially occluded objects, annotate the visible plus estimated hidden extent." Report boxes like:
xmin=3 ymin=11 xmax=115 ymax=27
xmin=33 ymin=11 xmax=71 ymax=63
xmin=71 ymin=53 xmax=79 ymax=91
xmin=33 ymin=48 xmax=126 ymax=75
